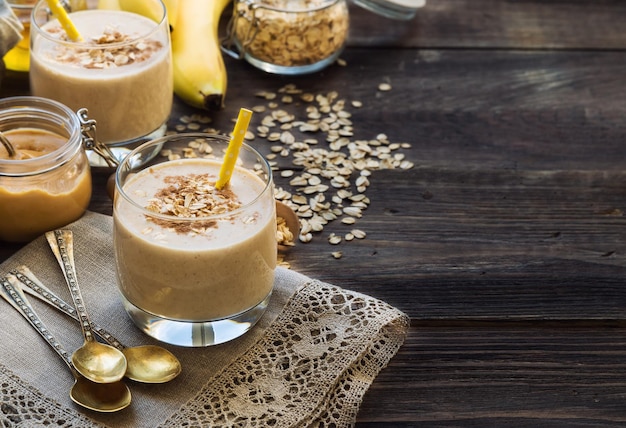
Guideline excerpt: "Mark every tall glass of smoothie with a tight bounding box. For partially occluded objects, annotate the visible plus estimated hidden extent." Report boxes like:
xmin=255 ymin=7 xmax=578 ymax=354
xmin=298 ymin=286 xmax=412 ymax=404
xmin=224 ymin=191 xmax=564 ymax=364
xmin=113 ymin=133 xmax=277 ymax=347
xmin=29 ymin=0 xmax=172 ymax=162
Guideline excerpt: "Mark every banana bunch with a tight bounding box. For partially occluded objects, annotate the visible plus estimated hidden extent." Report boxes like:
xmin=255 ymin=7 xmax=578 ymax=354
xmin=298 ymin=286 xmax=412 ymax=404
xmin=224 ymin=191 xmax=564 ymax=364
xmin=112 ymin=0 xmax=230 ymax=110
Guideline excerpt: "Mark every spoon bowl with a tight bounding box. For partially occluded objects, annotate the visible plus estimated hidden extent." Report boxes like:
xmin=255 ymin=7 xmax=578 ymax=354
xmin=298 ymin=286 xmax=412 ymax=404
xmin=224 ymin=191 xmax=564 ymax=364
xmin=0 ymin=277 xmax=131 ymax=412
xmin=12 ymin=266 xmax=182 ymax=384
xmin=71 ymin=376 xmax=132 ymax=412
xmin=46 ymin=230 xmax=127 ymax=384
xmin=123 ymin=345 xmax=182 ymax=383
xmin=72 ymin=340 xmax=129 ymax=384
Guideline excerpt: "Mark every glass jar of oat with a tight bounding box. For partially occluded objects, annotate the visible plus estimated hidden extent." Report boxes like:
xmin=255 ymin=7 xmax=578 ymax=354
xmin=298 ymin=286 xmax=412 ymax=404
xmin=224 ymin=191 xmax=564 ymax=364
xmin=223 ymin=0 xmax=349 ymax=75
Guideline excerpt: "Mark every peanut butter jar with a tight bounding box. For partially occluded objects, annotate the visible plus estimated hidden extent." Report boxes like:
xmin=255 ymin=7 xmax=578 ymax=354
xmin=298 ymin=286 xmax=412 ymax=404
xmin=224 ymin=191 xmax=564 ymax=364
xmin=0 ymin=97 xmax=92 ymax=243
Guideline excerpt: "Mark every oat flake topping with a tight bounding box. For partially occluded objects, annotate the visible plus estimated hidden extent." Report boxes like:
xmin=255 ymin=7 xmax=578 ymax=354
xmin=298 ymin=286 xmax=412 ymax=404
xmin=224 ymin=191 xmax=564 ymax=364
xmin=144 ymin=173 xmax=242 ymax=234
xmin=46 ymin=25 xmax=162 ymax=69
xmin=146 ymin=173 xmax=241 ymax=217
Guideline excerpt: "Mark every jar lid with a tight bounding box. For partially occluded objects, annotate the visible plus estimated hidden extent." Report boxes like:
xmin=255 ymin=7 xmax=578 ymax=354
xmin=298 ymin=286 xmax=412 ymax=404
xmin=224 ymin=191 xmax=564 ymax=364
xmin=351 ymin=0 xmax=425 ymax=20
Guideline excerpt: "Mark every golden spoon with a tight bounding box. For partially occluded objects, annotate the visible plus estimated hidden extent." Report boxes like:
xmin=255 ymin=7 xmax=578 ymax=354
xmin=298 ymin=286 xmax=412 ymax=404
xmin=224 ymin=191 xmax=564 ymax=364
xmin=0 ymin=277 xmax=131 ymax=412
xmin=46 ymin=229 xmax=127 ymax=384
xmin=12 ymin=266 xmax=181 ymax=384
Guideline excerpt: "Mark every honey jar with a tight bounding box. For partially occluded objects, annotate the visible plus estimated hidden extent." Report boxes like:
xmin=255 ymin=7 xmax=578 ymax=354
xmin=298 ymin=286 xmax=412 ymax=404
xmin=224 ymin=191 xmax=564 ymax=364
xmin=223 ymin=0 xmax=350 ymax=75
xmin=0 ymin=96 xmax=92 ymax=243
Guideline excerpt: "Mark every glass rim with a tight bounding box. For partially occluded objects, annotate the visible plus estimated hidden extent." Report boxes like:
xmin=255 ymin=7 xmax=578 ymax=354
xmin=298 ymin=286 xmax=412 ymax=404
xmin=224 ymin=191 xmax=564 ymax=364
xmin=31 ymin=0 xmax=168 ymax=48
xmin=0 ymin=96 xmax=83 ymax=176
xmin=6 ymin=1 xmax=35 ymax=12
xmin=115 ymin=133 xmax=274 ymax=222
xmin=241 ymin=0 xmax=342 ymax=13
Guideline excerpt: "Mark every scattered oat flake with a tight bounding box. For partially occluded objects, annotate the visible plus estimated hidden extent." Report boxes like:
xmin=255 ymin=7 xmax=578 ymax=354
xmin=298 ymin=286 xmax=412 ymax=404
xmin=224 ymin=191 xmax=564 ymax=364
xmin=166 ymin=83 xmax=414 ymax=254
xmin=328 ymin=233 xmax=342 ymax=245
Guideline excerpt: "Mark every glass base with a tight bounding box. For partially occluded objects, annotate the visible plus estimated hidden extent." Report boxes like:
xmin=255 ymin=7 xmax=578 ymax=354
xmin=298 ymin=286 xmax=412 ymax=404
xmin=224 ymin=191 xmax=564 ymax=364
xmin=86 ymin=122 xmax=168 ymax=167
xmin=120 ymin=292 xmax=272 ymax=347
xmin=242 ymin=47 xmax=344 ymax=75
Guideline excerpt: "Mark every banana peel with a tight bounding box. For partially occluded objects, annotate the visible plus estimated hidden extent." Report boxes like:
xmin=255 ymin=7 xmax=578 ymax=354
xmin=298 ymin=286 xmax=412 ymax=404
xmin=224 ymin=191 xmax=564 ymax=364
xmin=106 ymin=0 xmax=229 ymax=111
xmin=117 ymin=0 xmax=165 ymax=22
xmin=167 ymin=0 xmax=230 ymax=110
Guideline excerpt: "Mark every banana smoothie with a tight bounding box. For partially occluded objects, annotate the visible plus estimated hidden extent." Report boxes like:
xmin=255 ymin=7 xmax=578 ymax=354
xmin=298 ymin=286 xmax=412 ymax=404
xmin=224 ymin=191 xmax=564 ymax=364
xmin=30 ymin=8 xmax=172 ymax=145
xmin=114 ymin=157 xmax=276 ymax=323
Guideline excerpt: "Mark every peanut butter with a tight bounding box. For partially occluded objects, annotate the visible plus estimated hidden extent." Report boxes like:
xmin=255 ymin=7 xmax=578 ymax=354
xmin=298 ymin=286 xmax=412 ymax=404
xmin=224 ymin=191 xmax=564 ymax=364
xmin=0 ymin=128 xmax=92 ymax=242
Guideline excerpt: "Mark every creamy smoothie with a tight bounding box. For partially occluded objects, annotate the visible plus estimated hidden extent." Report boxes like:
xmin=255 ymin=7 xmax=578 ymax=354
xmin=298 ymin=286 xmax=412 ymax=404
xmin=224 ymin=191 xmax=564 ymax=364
xmin=114 ymin=158 xmax=276 ymax=321
xmin=0 ymin=128 xmax=92 ymax=242
xmin=30 ymin=9 xmax=172 ymax=144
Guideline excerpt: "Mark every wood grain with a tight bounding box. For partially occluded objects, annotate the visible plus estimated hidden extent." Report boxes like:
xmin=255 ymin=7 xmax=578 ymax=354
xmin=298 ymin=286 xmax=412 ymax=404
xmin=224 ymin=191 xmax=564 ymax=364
xmin=3 ymin=1 xmax=626 ymax=426
xmin=348 ymin=0 xmax=626 ymax=49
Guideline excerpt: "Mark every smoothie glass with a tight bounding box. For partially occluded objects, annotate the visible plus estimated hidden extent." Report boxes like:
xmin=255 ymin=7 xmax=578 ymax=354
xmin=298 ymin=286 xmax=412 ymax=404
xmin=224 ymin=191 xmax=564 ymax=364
xmin=4 ymin=0 xmax=35 ymax=73
xmin=113 ymin=133 xmax=277 ymax=347
xmin=29 ymin=0 xmax=172 ymax=162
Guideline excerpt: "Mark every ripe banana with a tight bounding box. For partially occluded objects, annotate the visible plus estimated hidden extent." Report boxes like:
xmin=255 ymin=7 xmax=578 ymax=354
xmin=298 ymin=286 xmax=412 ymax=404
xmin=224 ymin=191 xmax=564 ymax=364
xmin=117 ymin=0 xmax=164 ymax=23
xmin=113 ymin=0 xmax=230 ymax=111
xmin=165 ymin=0 xmax=230 ymax=111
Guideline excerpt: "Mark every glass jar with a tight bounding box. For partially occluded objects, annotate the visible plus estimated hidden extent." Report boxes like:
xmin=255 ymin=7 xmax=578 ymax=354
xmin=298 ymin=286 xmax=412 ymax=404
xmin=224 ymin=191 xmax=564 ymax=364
xmin=0 ymin=96 xmax=92 ymax=243
xmin=223 ymin=0 xmax=350 ymax=75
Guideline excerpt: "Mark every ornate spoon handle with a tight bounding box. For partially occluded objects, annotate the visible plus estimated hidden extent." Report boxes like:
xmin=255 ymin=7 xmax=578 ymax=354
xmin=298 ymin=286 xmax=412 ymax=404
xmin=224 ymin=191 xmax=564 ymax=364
xmin=10 ymin=266 xmax=124 ymax=351
xmin=1 ymin=276 xmax=132 ymax=412
xmin=0 ymin=276 xmax=76 ymax=374
xmin=45 ymin=230 xmax=97 ymax=343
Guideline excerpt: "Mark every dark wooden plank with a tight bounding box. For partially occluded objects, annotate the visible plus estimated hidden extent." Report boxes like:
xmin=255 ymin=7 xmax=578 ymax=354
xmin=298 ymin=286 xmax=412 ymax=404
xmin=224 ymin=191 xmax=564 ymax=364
xmin=357 ymin=325 xmax=626 ymax=426
xmin=219 ymin=0 xmax=626 ymax=50
xmin=220 ymin=49 xmax=626 ymax=171
xmin=348 ymin=0 xmax=626 ymax=49
xmin=272 ymin=165 xmax=626 ymax=320
xmin=2 ymin=17 xmax=626 ymax=425
xmin=4 ymin=49 xmax=626 ymax=320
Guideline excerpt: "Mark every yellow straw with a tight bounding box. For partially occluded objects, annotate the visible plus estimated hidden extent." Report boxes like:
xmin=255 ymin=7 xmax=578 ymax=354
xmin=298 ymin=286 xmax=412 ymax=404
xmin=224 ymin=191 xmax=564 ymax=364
xmin=215 ymin=108 xmax=253 ymax=190
xmin=46 ymin=0 xmax=84 ymax=42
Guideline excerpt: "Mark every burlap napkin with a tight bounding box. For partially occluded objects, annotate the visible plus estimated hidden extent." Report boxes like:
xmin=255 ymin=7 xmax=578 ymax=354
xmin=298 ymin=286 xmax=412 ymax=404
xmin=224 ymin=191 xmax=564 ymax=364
xmin=0 ymin=211 xmax=409 ymax=427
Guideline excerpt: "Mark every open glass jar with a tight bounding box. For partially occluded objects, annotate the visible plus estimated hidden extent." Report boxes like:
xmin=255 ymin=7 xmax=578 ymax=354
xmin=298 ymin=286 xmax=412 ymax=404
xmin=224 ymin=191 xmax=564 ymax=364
xmin=352 ymin=0 xmax=425 ymax=20
xmin=223 ymin=0 xmax=350 ymax=75
xmin=0 ymin=96 xmax=92 ymax=243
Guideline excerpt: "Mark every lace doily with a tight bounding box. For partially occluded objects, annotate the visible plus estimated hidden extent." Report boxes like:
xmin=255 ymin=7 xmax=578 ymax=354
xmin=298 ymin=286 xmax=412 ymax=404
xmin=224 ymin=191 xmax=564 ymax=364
xmin=0 ymin=365 xmax=105 ymax=428
xmin=161 ymin=279 xmax=409 ymax=427
xmin=0 ymin=210 xmax=409 ymax=428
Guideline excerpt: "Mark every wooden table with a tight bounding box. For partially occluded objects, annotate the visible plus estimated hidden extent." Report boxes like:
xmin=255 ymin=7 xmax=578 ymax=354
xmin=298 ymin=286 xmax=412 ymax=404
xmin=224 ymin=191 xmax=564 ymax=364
xmin=3 ymin=1 xmax=626 ymax=425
